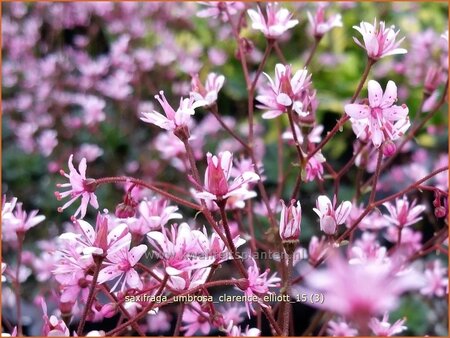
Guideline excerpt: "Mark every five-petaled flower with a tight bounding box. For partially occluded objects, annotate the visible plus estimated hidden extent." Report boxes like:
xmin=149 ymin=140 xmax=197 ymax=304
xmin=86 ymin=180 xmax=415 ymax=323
xmin=247 ymin=3 xmax=298 ymax=40
xmin=352 ymin=19 xmax=407 ymax=60
xmin=257 ymin=64 xmax=311 ymax=119
xmin=97 ymin=243 xmax=148 ymax=292
xmin=313 ymin=195 xmax=352 ymax=235
xmin=194 ymin=151 xmax=260 ymax=203
xmin=55 ymin=154 xmax=99 ymax=219
xmin=236 ymin=258 xmax=281 ymax=318
xmin=383 ymin=195 xmax=426 ymax=228
xmin=279 ymin=200 xmax=302 ymax=242
xmin=191 ymin=72 xmax=225 ymax=107
xmin=307 ymin=4 xmax=342 ymax=39
xmin=141 ymin=91 xmax=206 ymax=134
xmin=345 ymin=80 xmax=410 ymax=148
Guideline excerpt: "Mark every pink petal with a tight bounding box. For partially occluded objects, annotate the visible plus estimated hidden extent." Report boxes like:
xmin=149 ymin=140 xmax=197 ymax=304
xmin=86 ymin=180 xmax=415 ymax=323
xmin=380 ymin=81 xmax=398 ymax=108
xmin=345 ymin=104 xmax=370 ymax=119
xmin=368 ymin=80 xmax=383 ymax=107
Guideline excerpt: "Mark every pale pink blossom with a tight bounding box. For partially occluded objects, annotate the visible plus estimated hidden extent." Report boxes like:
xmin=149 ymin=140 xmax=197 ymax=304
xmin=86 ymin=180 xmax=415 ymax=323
xmin=352 ymin=19 xmax=407 ymax=60
xmin=37 ymin=129 xmax=58 ymax=157
xmin=348 ymin=232 xmax=388 ymax=265
xmin=305 ymin=151 xmax=326 ymax=182
xmin=141 ymin=91 xmax=205 ymax=132
xmin=76 ymin=144 xmax=104 ymax=162
xmin=147 ymin=223 xmax=215 ymax=276
xmin=327 ymin=319 xmax=358 ymax=336
xmin=2 ymin=201 xmax=45 ymax=240
xmin=137 ymin=198 xmax=182 ymax=232
xmin=236 ymin=258 xmax=281 ymax=317
xmin=307 ymin=4 xmax=342 ymax=39
xmin=97 ymin=243 xmax=147 ymax=291
xmin=383 ymin=195 xmax=426 ymax=228
xmin=191 ymin=72 xmax=225 ymax=106
xmin=197 ymin=2 xmax=245 ymax=22
xmin=420 ymin=260 xmax=448 ymax=297
xmin=308 ymin=236 xmax=330 ymax=265
xmin=257 ymin=64 xmax=311 ymax=119
xmin=282 ymin=124 xmax=324 ymax=145
xmin=279 ymin=200 xmax=302 ymax=241
xmin=226 ymin=322 xmax=261 ymax=336
xmin=181 ymin=302 xmax=211 ymax=336
xmin=313 ymin=195 xmax=352 ymax=235
xmin=55 ymin=154 xmax=99 ymax=219
xmin=345 ymin=80 xmax=410 ymax=147
xmin=369 ymin=313 xmax=407 ymax=336
xmin=194 ymin=151 xmax=259 ymax=202
xmin=61 ymin=214 xmax=131 ymax=257
xmin=303 ymin=252 xmax=424 ymax=326
xmin=247 ymin=3 xmax=298 ymax=39
xmin=40 ymin=297 xmax=70 ymax=336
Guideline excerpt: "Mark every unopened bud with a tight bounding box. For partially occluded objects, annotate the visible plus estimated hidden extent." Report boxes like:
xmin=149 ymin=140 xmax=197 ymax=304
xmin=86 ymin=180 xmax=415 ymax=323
xmin=115 ymin=202 xmax=136 ymax=218
xmin=383 ymin=140 xmax=396 ymax=157
xmin=435 ymin=206 xmax=447 ymax=218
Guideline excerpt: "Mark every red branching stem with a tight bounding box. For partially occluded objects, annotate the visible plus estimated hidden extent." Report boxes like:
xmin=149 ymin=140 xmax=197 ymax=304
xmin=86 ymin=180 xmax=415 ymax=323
xmin=94 ymin=176 xmax=202 ymax=211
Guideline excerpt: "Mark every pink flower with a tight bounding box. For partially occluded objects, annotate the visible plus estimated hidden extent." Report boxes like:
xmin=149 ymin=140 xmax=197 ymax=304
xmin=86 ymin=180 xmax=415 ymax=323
xmin=352 ymin=19 xmax=407 ymax=60
xmin=308 ymin=236 xmax=330 ymax=265
xmin=383 ymin=195 xmax=426 ymax=228
xmin=348 ymin=232 xmax=388 ymax=265
xmin=307 ymin=4 xmax=342 ymax=39
xmin=40 ymin=297 xmax=70 ymax=336
xmin=279 ymin=200 xmax=302 ymax=241
xmin=37 ymin=129 xmax=58 ymax=157
xmin=327 ymin=319 xmax=358 ymax=336
xmin=136 ymin=198 xmax=182 ymax=232
xmin=236 ymin=258 xmax=281 ymax=317
xmin=2 ymin=198 xmax=45 ymax=241
xmin=147 ymin=223 xmax=215 ymax=276
xmin=226 ymin=322 xmax=261 ymax=336
xmin=303 ymin=252 xmax=424 ymax=327
xmin=197 ymin=2 xmax=245 ymax=22
xmin=305 ymin=151 xmax=326 ymax=182
xmin=369 ymin=313 xmax=407 ymax=336
xmin=55 ymin=154 xmax=99 ymax=219
xmin=257 ymin=64 xmax=311 ymax=119
xmin=247 ymin=3 xmax=298 ymax=39
xmin=313 ymin=195 xmax=352 ymax=235
xmin=194 ymin=151 xmax=259 ymax=202
xmin=61 ymin=214 xmax=131 ymax=257
xmin=345 ymin=80 xmax=410 ymax=147
xmin=140 ymin=91 xmax=205 ymax=132
xmin=191 ymin=72 xmax=225 ymax=106
xmin=420 ymin=260 xmax=448 ymax=297
xmin=97 ymin=243 xmax=147 ymax=292
xmin=181 ymin=302 xmax=211 ymax=336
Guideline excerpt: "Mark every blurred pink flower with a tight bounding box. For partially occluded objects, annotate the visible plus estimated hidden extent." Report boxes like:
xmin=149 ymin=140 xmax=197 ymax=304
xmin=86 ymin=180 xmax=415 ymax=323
xmin=307 ymin=4 xmax=342 ymax=39
xmin=420 ymin=260 xmax=448 ymax=297
xmin=279 ymin=199 xmax=302 ymax=241
xmin=369 ymin=313 xmax=407 ymax=336
xmin=55 ymin=154 xmax=99 ymax=219
xmin=308 ymin=235 xmax=330 ymax=265
xmin=226 ymin=322 xmax=261 ymax=336
xmin=40 ymin=297 xmax=70 ymax=336
xmin=303 ymin=252 xmax=424 ymax=327
xmin=137 ymin=198 xmax=182 ymax=232
xmin=327 ymin=319 xmax=358 ymax=336
xmin=190 ymin=72 xmax=225 ymax=106
xmin=181 ymin=302 xmax=211 ymax=336
xmin=197 ymin=2 xmax=244 ymax=22
xmin=97 ymin=243 xmax=147 ymax=291
xmin=383 ymin=195 xmax=426 ymax=228
xmin=194 ymin=151 xmax=259 ymax=202
xmin=247 ymin=3 xmax=298 ymax=39
xmin=257 ymin=64 xmax=311 ymax=119
xmin=313 ymin=195 xmax=352 ymax=235
xmin=2 ymin=200 xmax=45 ymax=240
xmin=345 ymin=80 xmax=410 ymax=148
xmin=37 ymin=129 xmax=58 ymax=157
xmin=352 ymin=19 xmax=407 ymax=60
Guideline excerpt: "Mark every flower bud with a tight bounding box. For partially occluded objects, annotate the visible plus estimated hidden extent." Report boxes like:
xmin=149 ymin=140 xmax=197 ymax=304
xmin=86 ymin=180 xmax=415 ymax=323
xmin=320 ymin=215 xmax=337 ymax=235
xmin=383 ymin=140 xmax=396 ymax=157
xmin=279 ymin=200 xmax=302 ymax=242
